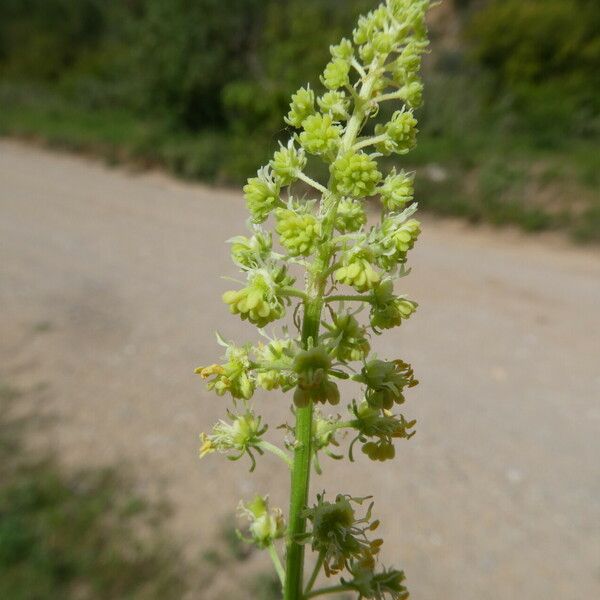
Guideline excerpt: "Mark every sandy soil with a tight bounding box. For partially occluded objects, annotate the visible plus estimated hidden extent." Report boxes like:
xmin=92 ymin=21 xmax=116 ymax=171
xmin=1 ymin=139 xmax=599 ymax=599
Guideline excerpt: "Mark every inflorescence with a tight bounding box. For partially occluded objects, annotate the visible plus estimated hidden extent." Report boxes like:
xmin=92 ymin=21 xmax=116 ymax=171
xmin=197 ymin=2 xmax=432 ymax=598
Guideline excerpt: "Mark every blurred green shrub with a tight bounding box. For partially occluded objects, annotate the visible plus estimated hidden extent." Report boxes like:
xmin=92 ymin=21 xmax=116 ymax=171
xmin=0 ymin=0 xmax=598 ymax=239
xmin=0 ymin=383 xmax=186 ymax=600
xmin=467 ymin=0 xmax=600 ymax=141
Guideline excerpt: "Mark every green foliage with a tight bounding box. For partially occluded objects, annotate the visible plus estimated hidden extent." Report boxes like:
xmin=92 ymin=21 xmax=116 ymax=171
xmin=0 ymin=0 xmax=597 ymax=241
xmin=467 ymin=0 xmax=600 ymax=138
xmin=0 ymin=389 xmax=185 ymax=600
xmin=572 ymin=203 xmax=600 ymax=243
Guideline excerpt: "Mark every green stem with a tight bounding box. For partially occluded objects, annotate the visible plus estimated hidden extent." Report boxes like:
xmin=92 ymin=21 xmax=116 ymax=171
xmin=325 ymin=293 xmax=372 ymax=304
xmin=304 ymin=550 xmax=325 ymax=595
xmin=351 ymin=58 xmax=367 ymax=78
xmin=281 ymin=287 xmax=309 ymax=301
xmin=268 ymin=543 xmax=286 ymax=587
xmin=258 ymin=441 xmax=293 ymax=469
xmin=305 ymin=584 xmax=351 ymax=599
xmin=284 ymin=57 xmax=384 ymax=600
xmin=284 ymin=297 xmax=323 ymax=600
xmin=352 ymin=132 xmax=388 ymax=151
xmin=374 ymin=89 xmax=407 ymax=104
xmin=297 ymin=171 xmax=329 ymax=195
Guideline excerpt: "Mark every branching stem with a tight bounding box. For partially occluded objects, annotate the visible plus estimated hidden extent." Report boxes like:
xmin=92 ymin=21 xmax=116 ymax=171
xmin=282 ymin=287 xmax=310 ymax=301
xmin=297 ymin=171 xmax=329 ymax=195
xmin=353 ymin=132 xmax=389 ymax=151
xmin=325 ymin=294 xmax=373 ymax=304
xmin=268 ymin=543 xmax=286 ymax=587
xmin=258 ymin=441 xmax=293 ymax=469
xmin=374 ymin=89 xmax=407 ymax=104
xmin=305 ymin=584 xmax=351 ymax=598
xmin=304 ymin=550 xmax=326 ymax=595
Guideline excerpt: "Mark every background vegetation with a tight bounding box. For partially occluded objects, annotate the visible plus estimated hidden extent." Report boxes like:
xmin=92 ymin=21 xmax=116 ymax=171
xmin=0 ymin=380 xmax=282 ymax=599
xmin=0 ymin=0 xmax=598 ymax=240
xmin=0 ymin=382 xmax=186 ymax=600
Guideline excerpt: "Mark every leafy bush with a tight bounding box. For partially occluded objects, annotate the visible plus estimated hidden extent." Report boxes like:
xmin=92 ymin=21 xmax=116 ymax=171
xmin=467 ymin=0 xmax=600 ymax=139
xmin=0 ymin=386 xmax=186 ymax=600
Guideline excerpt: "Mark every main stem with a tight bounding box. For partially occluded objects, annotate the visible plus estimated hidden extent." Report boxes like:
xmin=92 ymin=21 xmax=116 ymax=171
xmin=283 ymin=292 xmax=324 ymax=599
xmin=283 ymin=60 xmax=381 ymax=600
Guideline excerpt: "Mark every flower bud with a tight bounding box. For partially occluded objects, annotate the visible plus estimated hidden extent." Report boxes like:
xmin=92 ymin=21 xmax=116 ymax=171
xmin=243 ymin=167 xmax=281 ymax=223
xmin=270 ymin=140 xmax=307 ymax=185
xmin=318 ymin=90 xmax=350 ymax=121
xmin=293 ymin=346 xmax=339 ymax=407
xmin=362 ymin=440 xmax=395 ymax=461
xmin=299 ymin=113 xmax=342 ymax=156
xmin=199 ymin=411 xmax=266 ymax=461
xmin=390 ymin=40 xmax=426 ymax=86
xmin=378 ymin=218 xmax=421 ymax=267
xmin=402 ymin=80 xmax=424 ymax=109
xmin=335 ymin=251 xmax=380 ymax=292
xmin=275 ymin=208 xmax=321 ymax=257
xmin=239 ymin=496 xmax=286 ymax=548
xmin=306 ymin=493 xmax=382 ymax=576
xmin=354 ymin=359 xmax=417 ymax=410
xmin=222 ymin=273 xmax=284 ymax=328
xmin=372 ymin=31 xmax=394 ymax=55
xmin=344 ymin=560 xmax=409 ymax=599
xmin=331 ymin=151 xmax=382 ymax=199
xmin=254 ymin=338 xmax=296 ymax=391
xmin=196 ymin=344 xmax=255 ymax=400
xmin=330 ymin=38 xmax=354 ymax=60
xmin=370 ymin=279 xmax=417 ymax=330
xmin=374 ymin=109 xmax=418 ymax=155
xmin=322 ymin=312 xmax=370 ymax=362
xmin=378 ymin=168 xmax=414 ymax=212
xmin=285 ymin=86 xmax=315 ymax=128
xmin=229 ymin=232 xmax=272 ymax=270
xmin=335 ymin=198 xmax=367 ymax=233
xmin=322 ymin=58 xmax=351 ymax=90
xmin=353 ymin=6 xmax=387 ymax=46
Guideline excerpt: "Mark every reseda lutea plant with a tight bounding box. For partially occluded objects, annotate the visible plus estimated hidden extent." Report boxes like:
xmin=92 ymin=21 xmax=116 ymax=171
xmin=197 ymin=1 xmax=431 ymax=598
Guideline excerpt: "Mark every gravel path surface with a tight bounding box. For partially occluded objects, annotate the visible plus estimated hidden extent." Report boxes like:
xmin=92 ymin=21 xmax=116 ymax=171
xmin=1 ymin=139 xmax=599 ymax=599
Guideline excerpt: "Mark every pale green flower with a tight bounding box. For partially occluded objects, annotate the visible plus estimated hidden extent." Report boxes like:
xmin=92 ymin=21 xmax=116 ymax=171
xmin=322 ymin=312 xmax=370 ymax=362
xmin=374 ymin=109 xmax=418 ymax=156
xmin=229 ymin=231 xmax=272 ymax=270
xmin=285 ymin=85 xmax=315 ymax=128
xmin=199 ymin=411 xmax=266 ymax=462
xmin=354 ymin=359 xmax=418 ymax=410
xmin=299 ymin=113 xmax=342 ymax=156
xmin=243 ymin=167 xmax=281 ymax=223
xmin=331 ymin=151 xmax=382 ymax=198
xmin=335 ymin=251 xmax=381 ymax=292
xmin=378 ymin=168 xmax=414 ymax=212
xmin=239 ymin=496 xmax=286 ymax=547
xmin=370 ymin=280 xmax=418 ymax=331
xmin=222 ymin=272 xmax=285 ymax=328
xmin=196 ymin=344 xmax=254 ymax=400
xmin=270 ymin=140 xmax=307 ymax=185
xmin=322 ymin=58 xmax=351 ymax=90
xmin=275 ymin=208 xmax=321 ymax=257
xmin=377 ymin=217 xmax=421 ymax=269
xmin=293 ymin=346 xmax=340 ymax=407
xmin=335 ymin=198 xmax=367 ymax=233
xmin=317 ymin=90 xmax=350 ymax=121
xmin=330 ymin=38 xmax=354 ymax=60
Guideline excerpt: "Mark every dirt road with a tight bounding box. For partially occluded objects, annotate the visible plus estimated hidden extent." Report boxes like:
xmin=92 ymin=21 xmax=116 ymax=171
xmin=1 ymin=139 xmax=599 ymax=599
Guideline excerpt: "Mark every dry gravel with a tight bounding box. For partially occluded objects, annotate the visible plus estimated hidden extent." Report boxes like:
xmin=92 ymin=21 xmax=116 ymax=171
xmin=1 ymin=139 xmax=599 ymax=599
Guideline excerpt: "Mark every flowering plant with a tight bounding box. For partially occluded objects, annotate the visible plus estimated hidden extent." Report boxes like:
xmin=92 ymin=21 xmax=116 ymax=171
xmin=197 ymin=1 xmax=432 ymax=597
